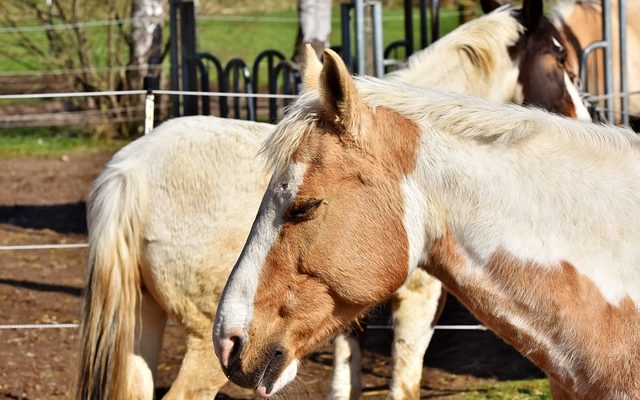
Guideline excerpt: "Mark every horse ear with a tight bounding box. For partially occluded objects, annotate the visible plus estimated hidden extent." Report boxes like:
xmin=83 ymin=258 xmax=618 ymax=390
xmin=302 ymin=44 xmax=322 ymax=92
xmin=480 ymin=0 xmax=505 ymax=14
xmin=522 ymin=0 xmax=543 ymax=30
xmin=319 ymin=48 xmax=365 ymax=135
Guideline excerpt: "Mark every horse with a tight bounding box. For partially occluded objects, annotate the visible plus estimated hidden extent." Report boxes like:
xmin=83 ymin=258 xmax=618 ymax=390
xmin=553 ymin=0 xmax=640 ymax=124
xmin=213 ymin=48 xmax=640 ymax=400
xmin=76 ymin=0 xmax=589 ymax=398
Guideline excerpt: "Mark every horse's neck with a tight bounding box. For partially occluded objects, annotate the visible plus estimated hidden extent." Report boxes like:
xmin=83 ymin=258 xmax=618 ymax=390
xmin=390 ymin=49 xmax=520 ymax=104
xmin=411 ymin=128 xmax=640 ymax=397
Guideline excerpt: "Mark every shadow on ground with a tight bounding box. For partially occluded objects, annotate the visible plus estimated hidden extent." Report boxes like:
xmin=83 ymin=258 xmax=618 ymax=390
xmin=0 ymin=202 xmax=87 ymax=234
xmin=0 ymin=278 xmax=82 ymax=297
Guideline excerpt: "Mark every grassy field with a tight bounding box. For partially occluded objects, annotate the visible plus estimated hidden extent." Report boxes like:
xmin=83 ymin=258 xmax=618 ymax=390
xmin=0 ymin=127 xmax=123 ymax=158
xmin=0 ymin=6 xmax=467 ymax=75
xmin=460 ymin=379 xmax=550 ymax=400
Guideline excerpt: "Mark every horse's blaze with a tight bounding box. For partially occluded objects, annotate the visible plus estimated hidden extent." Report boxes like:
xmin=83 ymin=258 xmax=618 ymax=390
xmin=241 ymin=106 xmax=421 ymax=375
xmin=427 ymin=232 xmax=640 ymax=397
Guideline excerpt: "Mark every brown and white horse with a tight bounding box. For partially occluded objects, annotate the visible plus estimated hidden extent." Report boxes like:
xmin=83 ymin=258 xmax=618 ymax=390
xmin=77 ymin=1 xmax=589 ymax=399
xmin=213 ymin=49 xmax=640 ymax=399
xmin=553 ymin=0 xmax=640 ymax=123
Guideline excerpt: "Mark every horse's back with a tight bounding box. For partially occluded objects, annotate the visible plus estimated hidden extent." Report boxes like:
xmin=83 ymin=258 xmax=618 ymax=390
xmin=116 ymin=116 xmax=273 ymax=323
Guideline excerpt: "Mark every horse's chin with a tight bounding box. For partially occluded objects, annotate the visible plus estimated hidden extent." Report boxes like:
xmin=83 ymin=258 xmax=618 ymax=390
xmin=254 ymin=360 xmax=299 ymax=398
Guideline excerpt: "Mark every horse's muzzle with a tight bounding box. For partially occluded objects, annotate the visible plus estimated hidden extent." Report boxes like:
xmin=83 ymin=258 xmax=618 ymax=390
xmin=223 ymin=340 xmax=289 ymax=395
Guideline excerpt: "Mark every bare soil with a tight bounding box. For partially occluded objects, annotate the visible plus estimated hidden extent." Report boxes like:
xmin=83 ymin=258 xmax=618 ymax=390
xmin=0 ymin=151 xmax=543 ymax=399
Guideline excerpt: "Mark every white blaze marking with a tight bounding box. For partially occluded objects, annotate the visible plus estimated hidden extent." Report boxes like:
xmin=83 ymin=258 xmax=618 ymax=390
xmin=213 ymin=163 xmax=308 ymax=352
xmin=564 ymin=72 xmax=591 ymax=121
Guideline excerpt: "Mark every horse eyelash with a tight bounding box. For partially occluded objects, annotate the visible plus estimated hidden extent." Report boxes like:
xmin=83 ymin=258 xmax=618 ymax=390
xmin=287 ymin=199 xmax=322 ymax=221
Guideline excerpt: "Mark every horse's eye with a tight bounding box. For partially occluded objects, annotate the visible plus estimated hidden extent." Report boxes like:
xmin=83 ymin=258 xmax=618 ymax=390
xmin=551 ymin=37 xmax=566 ymax=63
xmin=558 ymin=49 xmax=567 ymax=64
xmin=286 ymin=199 xmax=322 ymax=222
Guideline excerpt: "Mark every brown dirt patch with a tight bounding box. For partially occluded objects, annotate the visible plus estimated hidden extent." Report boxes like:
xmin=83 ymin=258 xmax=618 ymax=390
xmin=0 ymin=151 xmax=543 ymax=399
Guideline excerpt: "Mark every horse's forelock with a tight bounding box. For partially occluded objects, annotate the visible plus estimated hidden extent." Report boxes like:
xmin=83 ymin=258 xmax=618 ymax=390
xmin=260 ymin=92 xmax=321 ymax=179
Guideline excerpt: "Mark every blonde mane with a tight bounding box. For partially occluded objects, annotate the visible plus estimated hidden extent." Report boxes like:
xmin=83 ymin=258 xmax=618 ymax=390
xmin=387 ymin=6 xmax=522 ymax=84
xmin=262 ymin=77 xmax=639 ymax=177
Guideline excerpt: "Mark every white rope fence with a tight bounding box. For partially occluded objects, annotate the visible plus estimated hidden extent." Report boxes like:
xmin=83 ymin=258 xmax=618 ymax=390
xmin=0 ymin=243 xmax=87 ymax=250
xmin=0 ymin=323 xmax=79 ymax=330
xmin=0 ymin=322 xmax=487 ymax=331
xmin=0 ymin=89 xmax=298 ymax=101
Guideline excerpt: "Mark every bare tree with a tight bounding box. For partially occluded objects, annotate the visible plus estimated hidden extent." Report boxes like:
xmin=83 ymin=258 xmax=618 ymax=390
xmin=0 ymin=0 xmax=165 ymax=137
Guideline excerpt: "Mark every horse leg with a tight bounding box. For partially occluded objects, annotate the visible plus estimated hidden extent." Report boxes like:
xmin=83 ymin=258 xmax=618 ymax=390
xmin=130 ymin=289 xmax=168 ymax=400
xmin=162 ymin=330 xmax=227 ymax=400
xmin=329 ymin=321 xmax=366 ymax=400
xmin=387 ymin=269 xmax=444 ymax=400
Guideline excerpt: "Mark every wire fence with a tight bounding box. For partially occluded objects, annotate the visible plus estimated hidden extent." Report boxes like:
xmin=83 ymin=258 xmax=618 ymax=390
xmin=0 ymin=322 xmax=488 ymax=331
xmin=0 ymin=9 xmax=473 ymax=35
xmin=0 ymin=89 xmax=297 ymax=101
xmin=0 ymin=243 xmax=87 ymax=251
xmin=0 ymin=64 xmax=163 ymax=77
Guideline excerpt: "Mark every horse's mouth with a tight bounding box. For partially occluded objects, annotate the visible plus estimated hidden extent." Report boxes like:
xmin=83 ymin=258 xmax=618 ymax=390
xmin=254 ymin=348 xmax=287 ymax=396
xmin=224 ymin=343 xmax=294 ymax=398
xmin=255 ymin=357 xmax=300 ymax=399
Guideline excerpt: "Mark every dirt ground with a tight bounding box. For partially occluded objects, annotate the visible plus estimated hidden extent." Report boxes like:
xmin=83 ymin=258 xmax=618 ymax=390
xmin=0 ymin=151 xmax=544 ymax=399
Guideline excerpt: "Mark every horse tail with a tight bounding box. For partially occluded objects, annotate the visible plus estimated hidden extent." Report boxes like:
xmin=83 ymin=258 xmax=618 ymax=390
xmin=76 ymin=156 xmax=148 ymax=400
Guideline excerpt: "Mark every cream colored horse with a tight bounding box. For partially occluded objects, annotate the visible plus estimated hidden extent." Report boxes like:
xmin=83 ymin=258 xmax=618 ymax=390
xmin=77 ymin=1 xmax=589 ymax=398
xmin=214 ymin=47 xmax=640 ymax=400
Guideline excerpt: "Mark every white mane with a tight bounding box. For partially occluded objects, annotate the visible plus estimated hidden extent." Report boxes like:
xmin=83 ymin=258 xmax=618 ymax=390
xmin=386 ymin=6 xmax=523 ymax=98
xmin=355 ymin=77 xmax=638 ymax=153
xmin=263 ymin=77 xmax=638 ymax=178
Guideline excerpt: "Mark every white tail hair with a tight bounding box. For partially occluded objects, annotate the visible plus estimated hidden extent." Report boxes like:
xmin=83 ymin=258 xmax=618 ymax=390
xmin=76 ymin=156 xmax=149 ymax=400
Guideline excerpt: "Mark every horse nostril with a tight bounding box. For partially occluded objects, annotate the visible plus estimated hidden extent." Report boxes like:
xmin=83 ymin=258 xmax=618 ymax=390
xmin=217 ymin=327 xmax=244 ymax=370
xmin=229 ymin=335 xmax=242 ymax=362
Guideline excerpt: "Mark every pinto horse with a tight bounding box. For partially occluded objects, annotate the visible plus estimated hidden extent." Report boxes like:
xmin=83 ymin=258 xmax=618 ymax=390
xmin=214 ymin=47 xmax=640 ymax=399
xmin=76 ymin=1 xmax=589 ymax=399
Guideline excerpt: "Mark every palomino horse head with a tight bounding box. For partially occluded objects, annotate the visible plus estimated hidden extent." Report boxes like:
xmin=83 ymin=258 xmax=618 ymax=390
xmin=213 ymin=50 xmax=422 ymax=397
xmin=476 ymin=0 xmax=590 ymax=119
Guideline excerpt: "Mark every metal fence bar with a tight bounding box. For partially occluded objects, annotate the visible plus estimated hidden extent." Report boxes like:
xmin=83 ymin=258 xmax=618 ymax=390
xmin=372 ymin=2 xmax=384 ymax=78
xmin=619 ymin=0 xmax=629 ymax=127
xmin=354 ymin=0 xmax=365 ymax=75
xmin=602 ymin=0 xmax=614 ymax=122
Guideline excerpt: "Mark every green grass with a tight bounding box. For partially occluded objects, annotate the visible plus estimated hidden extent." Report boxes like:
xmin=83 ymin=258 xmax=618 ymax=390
xmin=459 ymin=379 xmax=550 ymax=400
xmin=0 ymin=126 xmax=123 ymax=158
xmin=0 ymin=5 xmax=468 ymax=74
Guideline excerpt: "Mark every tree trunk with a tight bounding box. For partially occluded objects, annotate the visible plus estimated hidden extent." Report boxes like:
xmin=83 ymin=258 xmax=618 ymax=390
xmin=292 ymin=0 xmax=332 ymax=65
xmin=130 ymin=0 xmax=165 ymax=81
